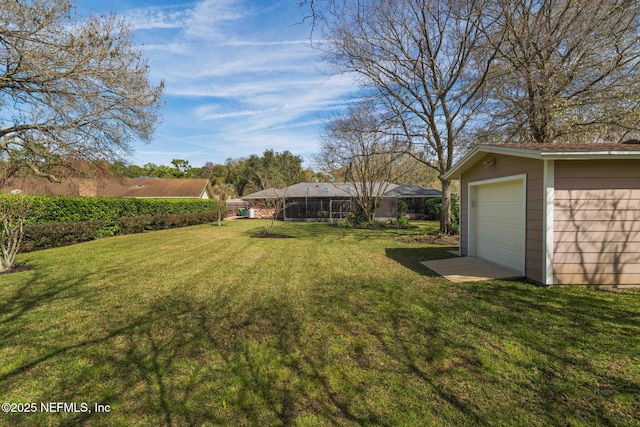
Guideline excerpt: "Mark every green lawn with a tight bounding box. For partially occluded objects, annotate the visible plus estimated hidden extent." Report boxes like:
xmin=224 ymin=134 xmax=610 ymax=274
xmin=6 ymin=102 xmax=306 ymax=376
xmin=0 ymin=220 xmax=638 ymax=426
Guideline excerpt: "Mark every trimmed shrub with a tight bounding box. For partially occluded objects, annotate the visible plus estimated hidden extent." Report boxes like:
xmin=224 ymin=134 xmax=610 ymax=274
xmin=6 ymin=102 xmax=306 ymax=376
xmin=19 ymin=195 xmax=217 ymax=237
xmin=119 ymin=212 xmax=218 ymax=234
xmin=394 ymin=217 xmax=411 ymax=228
xmin=25 ymin=196 xmax=217 ymax=226
xmin=346 ymin=207 xmax=368 ymax=226
xmin=424 ymin=196 xmax=460 ymax=229
xmin=21 ymin=221 xmax=105 ymax=252
xmin=14 ymin=196 xmax=220 ymax=252
xmin=397 ymin=199 xmax=408 ymax=218
xmin=119 ymin=216 xmax=152 ymax=234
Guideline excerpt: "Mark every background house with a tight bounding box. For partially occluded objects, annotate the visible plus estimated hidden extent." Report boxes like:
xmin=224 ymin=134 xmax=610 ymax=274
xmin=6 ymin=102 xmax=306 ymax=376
xmin=384 ymin=184 xmax=443 ymax=218
xmin=444 ymin=142 xmax=640 ymax=287
xmin=242 ymin=182 xmax=441 ymax=222
xmin=2 ymin=177 xmax=214 ymax=199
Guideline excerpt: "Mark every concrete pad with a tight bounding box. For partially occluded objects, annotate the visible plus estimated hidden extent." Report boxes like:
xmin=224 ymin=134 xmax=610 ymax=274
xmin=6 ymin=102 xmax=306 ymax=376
xmin=420 ymin=257 xmax=522 ymax=283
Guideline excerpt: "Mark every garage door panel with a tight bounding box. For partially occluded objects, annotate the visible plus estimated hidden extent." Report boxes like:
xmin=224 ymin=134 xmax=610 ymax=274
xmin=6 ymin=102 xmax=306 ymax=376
xmin=474 ymin=179 xmax=525 ymax=272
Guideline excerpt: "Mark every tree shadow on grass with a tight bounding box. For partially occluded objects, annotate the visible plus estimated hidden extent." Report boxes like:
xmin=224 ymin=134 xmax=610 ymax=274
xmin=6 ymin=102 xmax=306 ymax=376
xmin=448 ymin=281 xmax=640 ymax=424
xmin=1 ymin=268 xmax=638 ymax=426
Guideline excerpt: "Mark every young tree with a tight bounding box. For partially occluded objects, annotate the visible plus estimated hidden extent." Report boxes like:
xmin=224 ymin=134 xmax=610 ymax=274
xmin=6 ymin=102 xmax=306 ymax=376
xmin=478 ymin=0 xmax=640 ymax=143
xmin=211 ymin=184 xmax=232 ymax=226
xmin=258 ymin=187 xmax=290 ymax=235
xmin=0 ymin=0 xmax=164 ymax=184
xmin=309 ymin=0 xmax=498 ymax=234
xmin=0 ymin=194 xmax=33 ymax=272
xmin=317 ymin=102 xmax=406 ymax=223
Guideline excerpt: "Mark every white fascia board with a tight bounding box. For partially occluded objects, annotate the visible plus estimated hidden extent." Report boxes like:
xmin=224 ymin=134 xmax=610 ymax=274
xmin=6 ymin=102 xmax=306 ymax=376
xmin=540 ymin=151 xmax=640 ymax=160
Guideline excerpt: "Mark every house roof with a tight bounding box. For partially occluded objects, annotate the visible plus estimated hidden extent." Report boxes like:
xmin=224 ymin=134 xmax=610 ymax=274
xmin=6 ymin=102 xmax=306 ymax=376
xmin=97 ymin=178 xmax=212 ymax=198
xmin=242 ymin=182 xmax=441 ymax=199
xmin=3 ymin=177 xmax=81 ymax=196
xmin=242 ymin=182 xmax=401 ymax=199
xmin=444 ymin=142 xmax=640 ymax=180
xmin=240 ymin=187 xmax=287 ymax=199
xmin=2 ymin=177 xmax=213 ymax=199
xmin=384 ymin=184 xmax=442 ymax=198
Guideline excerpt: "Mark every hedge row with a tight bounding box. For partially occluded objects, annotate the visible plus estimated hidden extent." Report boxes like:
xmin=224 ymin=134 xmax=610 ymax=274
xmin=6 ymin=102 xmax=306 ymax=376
xmin=21 ymin=221 xmax=106 ymax=252
xmin=119 ymin=212 xmax=218 ymax=234
xmin=21 ymin=195 xmax=217 ymax=226
xmin=21 ymin=212 xmax=219 ymax=252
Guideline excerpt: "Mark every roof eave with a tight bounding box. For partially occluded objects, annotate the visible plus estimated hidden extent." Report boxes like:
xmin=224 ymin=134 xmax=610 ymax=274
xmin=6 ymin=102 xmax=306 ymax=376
xmin=444 ymin=145 xmax=640 ymax=180
xmin=539 ymin=151 xmax=640 ymax=160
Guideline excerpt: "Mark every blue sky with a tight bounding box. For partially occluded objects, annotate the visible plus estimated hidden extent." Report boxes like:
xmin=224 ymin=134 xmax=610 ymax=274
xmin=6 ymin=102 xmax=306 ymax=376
xmin=76 ymin=0 xmax=357 ymax=167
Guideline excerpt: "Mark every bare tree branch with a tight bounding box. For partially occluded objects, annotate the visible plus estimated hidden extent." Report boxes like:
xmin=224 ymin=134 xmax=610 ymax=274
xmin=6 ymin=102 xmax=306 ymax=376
xmin=0 ymin=0 xmax=164 ymax=183
xmin=316 ymin=0 xmax=498 ymax=233
xmin=479 ymin=0 xmax=640 ymax=143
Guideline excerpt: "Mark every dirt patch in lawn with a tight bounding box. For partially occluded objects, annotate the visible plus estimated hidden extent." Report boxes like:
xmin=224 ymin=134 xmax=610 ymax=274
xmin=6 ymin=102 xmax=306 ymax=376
xmin=396 ymin=233 xmax=459 ymax=246
xmin=252 ymin=233 xmax=295 ymax=239
xmin=0 ymin=264 xmax=36 ymax=275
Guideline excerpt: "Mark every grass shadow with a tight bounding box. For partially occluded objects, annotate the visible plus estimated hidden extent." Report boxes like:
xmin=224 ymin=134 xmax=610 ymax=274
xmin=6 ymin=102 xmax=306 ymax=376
xmin=385 ymin=246 xmax=458 ymax=276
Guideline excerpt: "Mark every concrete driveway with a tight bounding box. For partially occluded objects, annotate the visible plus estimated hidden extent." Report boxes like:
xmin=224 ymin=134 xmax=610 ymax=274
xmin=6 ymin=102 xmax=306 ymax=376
xmin=421 ymin=257 xmax=523 ymax=283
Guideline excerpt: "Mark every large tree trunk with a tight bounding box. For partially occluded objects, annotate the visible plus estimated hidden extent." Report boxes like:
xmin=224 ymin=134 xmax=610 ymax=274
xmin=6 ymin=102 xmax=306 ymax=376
xmin=439 ymin=177 xmax=453 ymax=235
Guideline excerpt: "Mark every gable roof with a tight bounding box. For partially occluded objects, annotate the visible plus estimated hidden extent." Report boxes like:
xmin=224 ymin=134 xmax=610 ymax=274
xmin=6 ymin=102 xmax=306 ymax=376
xmin=240 ymin=187 xmax=286 ymax=199
xmin=444 ymin=142 xmax=640 ymax=180
xmin=2 ymin=177 xmax=213 ymax=199
xmin=384 ymin=184 xmax=442 ymax=198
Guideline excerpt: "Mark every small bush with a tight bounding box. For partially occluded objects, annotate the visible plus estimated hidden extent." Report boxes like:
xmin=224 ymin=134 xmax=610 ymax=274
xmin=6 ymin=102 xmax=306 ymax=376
xmin=424 ymin=197 xmax=441 ymax=221
xmin=394 ymin=217 xmax=411 ymax=228
xmin=119 ymin=216 xmax=152 ymax=234
xmin=397 ymin=199 xmax=408 ymax=218
xmin=370 ymin=220 xmax=388 ymax=228
xmin=331 ymin=219 xmax=353 ymax=228
xmin=21 ymin=221 xmax=105 ymax=252
xmin=346 ymin=208 xmax=367 ymax=226
xmin=424 ymin=196 xmax=460 ymax=230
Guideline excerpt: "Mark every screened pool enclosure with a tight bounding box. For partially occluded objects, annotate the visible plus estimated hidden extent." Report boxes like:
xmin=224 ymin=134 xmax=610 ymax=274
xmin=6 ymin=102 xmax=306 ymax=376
xmin=242 ymin=182 xmax=439 ymax=222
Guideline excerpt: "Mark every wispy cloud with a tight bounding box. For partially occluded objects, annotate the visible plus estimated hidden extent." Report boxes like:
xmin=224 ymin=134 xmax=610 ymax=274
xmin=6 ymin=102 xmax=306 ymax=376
xmin=87 ymin=0 xmax=360 ymax=166
xmin=124 ymin=4 xmax=192 ymax=30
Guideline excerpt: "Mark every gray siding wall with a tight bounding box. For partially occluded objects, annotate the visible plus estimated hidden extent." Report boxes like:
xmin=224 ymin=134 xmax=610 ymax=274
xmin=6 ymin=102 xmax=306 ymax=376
xmin=460 ymin=154 xmax=544 ymax=282
xmin=554 ymin=160 xmax=640 ymax=286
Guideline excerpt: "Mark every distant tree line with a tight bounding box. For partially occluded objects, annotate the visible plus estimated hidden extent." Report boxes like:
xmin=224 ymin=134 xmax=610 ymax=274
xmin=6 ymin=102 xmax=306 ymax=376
xmin=110 ymin=149 xmax=328 ymax=196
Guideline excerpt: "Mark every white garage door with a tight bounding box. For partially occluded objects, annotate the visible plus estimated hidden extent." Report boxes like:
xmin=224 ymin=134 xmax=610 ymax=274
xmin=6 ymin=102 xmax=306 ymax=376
xmin=474 ymin=178 xmax=525 ymax=272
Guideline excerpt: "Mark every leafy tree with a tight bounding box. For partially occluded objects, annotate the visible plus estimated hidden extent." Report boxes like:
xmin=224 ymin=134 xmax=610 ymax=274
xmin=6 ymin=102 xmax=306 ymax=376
xmin=171 ymin=159 xmax=193 ymax=178
xmin=192 ymin=162 xmax=228 ymax=186
xmin=224 ymin=158 xmax=252 ymax=196
xmin=301 ymin=168 xmax=332 ymax=183
xmin=109 ymin=161 xmax=146 ymax=178
xmin=225 ymin=150 xmax=306 ymax=196
xmin=0 ymin=0 xmax=164 ymax=185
